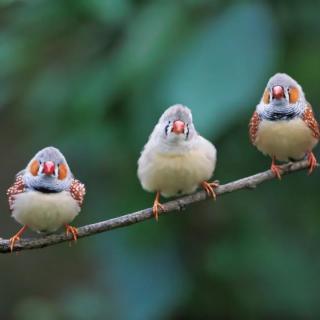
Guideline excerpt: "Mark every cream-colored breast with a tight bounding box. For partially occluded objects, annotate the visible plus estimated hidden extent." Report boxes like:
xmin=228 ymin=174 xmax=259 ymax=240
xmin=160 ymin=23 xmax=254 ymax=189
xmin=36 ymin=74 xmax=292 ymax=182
xmin=11 ymin=191 xmax=80 ymax=233
xmin=138 ymin=145 xmax=216 ymax=198
xmin=255 ymin=118 xmax=318 ymax=161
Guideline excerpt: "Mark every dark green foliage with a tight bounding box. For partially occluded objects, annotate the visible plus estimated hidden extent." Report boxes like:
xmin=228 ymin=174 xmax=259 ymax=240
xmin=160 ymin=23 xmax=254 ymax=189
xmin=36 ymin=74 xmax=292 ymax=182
xmin=0 ymin=0 xmax=319 ymax=319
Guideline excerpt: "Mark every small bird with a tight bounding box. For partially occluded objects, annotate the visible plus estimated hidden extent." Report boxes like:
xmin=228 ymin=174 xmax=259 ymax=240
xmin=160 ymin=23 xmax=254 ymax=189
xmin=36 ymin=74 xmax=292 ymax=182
xmin=7 ymin=146 xmax=86 ymax=251
xmin=138 ymin=104 xmax=218 ymax=220
xmin=249 ymin=73 xmax=319 ymax=178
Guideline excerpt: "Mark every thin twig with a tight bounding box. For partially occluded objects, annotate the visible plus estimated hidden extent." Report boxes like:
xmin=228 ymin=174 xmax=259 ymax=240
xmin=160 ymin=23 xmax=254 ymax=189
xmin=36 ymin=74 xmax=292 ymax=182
xmin=0 ymin=159 xmax=311 ymax=253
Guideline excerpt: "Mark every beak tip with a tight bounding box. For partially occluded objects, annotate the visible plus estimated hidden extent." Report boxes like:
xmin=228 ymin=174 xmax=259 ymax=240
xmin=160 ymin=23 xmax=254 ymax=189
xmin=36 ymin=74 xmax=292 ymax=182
xmin=272 ymin=85 xmax=285 ymax=100
xmin=42 ymin=161 xmax=55 ymax=175
xmin=172 ymin=120 xmax=185 ymax=134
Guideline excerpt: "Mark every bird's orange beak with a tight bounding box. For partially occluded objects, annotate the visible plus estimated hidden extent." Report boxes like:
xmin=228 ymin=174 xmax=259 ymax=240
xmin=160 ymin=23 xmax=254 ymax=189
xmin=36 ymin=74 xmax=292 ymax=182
xmin=272 ymin=85 xmax=285 ymax=100
xmin=172 ymin=120 xmax=185 ymax=134
xmin=42 ymin=161 xmax=55 ymax=175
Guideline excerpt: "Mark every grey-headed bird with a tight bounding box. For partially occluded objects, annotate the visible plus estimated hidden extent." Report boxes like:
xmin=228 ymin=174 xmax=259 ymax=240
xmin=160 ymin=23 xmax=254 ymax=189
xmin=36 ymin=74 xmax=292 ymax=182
xmin=138 ymin=104 xmax=218 ymax=220
xmin=7 ymin=146 xmax=86 ymax=251
xmin=249 ymin=73 xmax=319 ymax=178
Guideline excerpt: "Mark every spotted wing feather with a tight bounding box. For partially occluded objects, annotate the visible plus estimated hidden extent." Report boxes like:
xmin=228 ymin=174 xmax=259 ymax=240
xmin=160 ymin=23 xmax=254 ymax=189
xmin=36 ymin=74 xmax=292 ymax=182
xmin=302 ymin=106 xmax=320 ymax=139
xmin=249 ymin=111 xmax=260 ymax=144
xmin=7 ymin=175 xmax=25 ymax=211
xmin=70 ymin=179 xmax=86 ymax=206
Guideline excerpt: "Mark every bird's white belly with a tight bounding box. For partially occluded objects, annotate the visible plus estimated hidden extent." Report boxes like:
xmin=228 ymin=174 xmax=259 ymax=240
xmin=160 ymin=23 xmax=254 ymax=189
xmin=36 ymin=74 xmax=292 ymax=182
xmin=138 ymin=150 xmax=215 ymax=197
xmin=255 ymin=118 xmax=318 ymax=161
xmin=11 ymin=191 xmax=80 ymax=233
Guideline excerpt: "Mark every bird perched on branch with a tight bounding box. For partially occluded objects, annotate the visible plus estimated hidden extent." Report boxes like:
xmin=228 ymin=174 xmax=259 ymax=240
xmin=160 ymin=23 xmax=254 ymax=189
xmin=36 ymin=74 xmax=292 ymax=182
xmin=138 ymin=104 xmax=218 ymax=221
xmin=249 ymin=73 xmax=319 ymax=179
xmin=7 ymin=146 xmax=86 ymax=251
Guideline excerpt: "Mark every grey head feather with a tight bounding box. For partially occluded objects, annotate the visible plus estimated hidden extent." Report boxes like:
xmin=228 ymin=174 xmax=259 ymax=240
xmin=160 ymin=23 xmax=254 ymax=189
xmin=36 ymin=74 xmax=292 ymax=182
xmin=150 ymin=104 xmax=198 ymax=147
xmin=23 ymin=146 xmax=73 ymax=192
xmin=159 ymin=104 xmax=193 ymax=124
xmin=256 ymin=73 xmax=307 ymax=121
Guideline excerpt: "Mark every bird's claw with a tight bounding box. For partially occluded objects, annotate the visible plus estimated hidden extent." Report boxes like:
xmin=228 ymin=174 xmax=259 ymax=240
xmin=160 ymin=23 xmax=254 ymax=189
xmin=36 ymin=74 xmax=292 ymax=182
xmin=9 ymin=235 xmax=21 ymax=252
xmin=201 ymin=181 xmax=219 ymax=200
xmin=271 ymin=158 xmax=282 ymax=179
xmin=152 ymin=201 xmax=164 ymax=222
xmin=8 ymin=225 xmax=27 ymax=252
xmin=65 ymin=224 xmax=78 ymax=242
xmin=307 ymin=152 xmax=317 ymax=175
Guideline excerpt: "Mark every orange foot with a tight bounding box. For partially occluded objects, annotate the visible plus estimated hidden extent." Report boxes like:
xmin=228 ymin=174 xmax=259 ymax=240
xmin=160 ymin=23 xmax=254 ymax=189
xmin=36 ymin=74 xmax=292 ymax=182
xmin=271 ymin=157 xmax=282 ymax=180
xmin=65 ymin=224 xmax=78 ymax=242
xmin=9 ymin=225 xmax=27 ymax=252
xmin=307 ymin=152 xmax=317 ymax=175
xmin=152 ymin=191 xmax=165 ymax=222
xmin=201 ymin=181 xmax=219 ymax=200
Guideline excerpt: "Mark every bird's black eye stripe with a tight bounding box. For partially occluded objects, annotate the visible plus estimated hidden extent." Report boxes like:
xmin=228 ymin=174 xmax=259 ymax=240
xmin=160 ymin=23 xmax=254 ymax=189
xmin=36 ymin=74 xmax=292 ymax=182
xmin=165 ymin=121 xmax=171 ymax=135
xmin=186 ymin=124 xmax=189 ymax=139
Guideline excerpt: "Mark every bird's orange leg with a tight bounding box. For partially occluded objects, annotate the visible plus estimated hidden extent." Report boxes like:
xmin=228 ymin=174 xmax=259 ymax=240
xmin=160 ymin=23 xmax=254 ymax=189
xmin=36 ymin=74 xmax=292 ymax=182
xmin=271 ymin=156 xmax=282 ymax=180
xmin=152 ymin=191 xmax=164 ymax=222
xmin=307 ymin=151 xmax=317 ymax=175
xmin=9 ymin=225 xmax=28 ymax=252
xmin=65 ymin=224 xmax=78 ymax=242
xmin=201 ymin=181 xmax=219 ymax=200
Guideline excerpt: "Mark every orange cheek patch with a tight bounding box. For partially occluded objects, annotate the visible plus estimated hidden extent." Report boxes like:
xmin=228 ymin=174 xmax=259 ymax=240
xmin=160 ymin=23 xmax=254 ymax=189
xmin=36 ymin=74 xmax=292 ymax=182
xmin=29 ymin=160 xmax=39 ymax=176
xmin=58 ymin=163 xmax=68 ymax=180
xmin=263 ymin=90 xmax=270 ymax=104
xmin=289 ymin=87 xmax=299 ymax=103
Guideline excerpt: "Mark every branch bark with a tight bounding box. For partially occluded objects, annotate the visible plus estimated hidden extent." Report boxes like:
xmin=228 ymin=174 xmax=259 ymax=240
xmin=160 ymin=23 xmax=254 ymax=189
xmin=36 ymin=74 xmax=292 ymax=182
xmin=0 ymin=159 xmax=311 ymax=253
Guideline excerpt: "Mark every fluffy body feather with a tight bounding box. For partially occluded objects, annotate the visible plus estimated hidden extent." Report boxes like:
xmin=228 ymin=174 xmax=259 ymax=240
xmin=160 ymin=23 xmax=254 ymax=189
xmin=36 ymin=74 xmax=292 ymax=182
xmin=138 ymin=104 xmax=217 ymax=198
xmin=255 ymin=118 xmax=318 ymax=161
xmin=11 ymin=190 xmax=80 ymax=233
xmin=138 ymin=136 xmax=216 ymax=197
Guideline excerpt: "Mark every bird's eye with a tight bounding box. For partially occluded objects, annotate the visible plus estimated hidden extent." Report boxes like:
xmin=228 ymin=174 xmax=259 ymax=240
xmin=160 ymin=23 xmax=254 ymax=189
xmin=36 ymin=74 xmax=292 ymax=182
xmin=30 ymin=160 xmax=40 ymax=176
xmin=58 ymin=163 xmax=68 ymax=180
xmin=288 ymin=87 xmax=299 ymax=103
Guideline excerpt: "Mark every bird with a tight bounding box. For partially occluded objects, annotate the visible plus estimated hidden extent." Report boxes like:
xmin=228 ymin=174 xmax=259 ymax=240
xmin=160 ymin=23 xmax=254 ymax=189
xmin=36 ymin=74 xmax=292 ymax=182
xmin=249 ymin=73 xmax=319 ymax=179
xmin=137 ymin=104 xmax=218 ymax=221
xmin=7 ymin=146 xmax=86 ymax=251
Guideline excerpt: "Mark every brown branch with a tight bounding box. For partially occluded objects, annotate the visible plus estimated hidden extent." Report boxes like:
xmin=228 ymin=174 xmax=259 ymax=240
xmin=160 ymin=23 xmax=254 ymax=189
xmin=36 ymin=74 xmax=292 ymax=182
xmin=0 ymin=159 xmax=311 ymax=253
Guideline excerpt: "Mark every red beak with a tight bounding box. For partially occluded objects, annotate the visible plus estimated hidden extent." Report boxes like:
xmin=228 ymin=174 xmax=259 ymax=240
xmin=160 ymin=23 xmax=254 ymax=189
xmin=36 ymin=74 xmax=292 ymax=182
xmin=42 ymin=161 xmax=55 ymax=175
xmin=172 ymin=120 xmax=185 ymax=134
xmin=272 ymin=85 xmax=285 ymax=100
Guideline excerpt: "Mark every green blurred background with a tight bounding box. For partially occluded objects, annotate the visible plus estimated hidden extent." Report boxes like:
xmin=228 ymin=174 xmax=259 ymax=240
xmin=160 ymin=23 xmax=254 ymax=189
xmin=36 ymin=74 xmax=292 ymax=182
xmin=1 ymin=0 xmax=320 ymax=319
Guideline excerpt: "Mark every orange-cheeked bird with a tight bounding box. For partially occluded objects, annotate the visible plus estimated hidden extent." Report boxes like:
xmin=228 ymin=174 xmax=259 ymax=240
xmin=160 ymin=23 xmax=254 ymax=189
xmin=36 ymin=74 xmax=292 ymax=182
xmin=249 ymin=73 xmax=319 ymax=178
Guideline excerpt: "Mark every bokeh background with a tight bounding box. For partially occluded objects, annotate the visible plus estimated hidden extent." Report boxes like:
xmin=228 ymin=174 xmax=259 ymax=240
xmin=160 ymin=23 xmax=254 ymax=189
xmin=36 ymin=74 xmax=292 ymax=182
xmin=1 ymin=0 xmax=320 ymax=319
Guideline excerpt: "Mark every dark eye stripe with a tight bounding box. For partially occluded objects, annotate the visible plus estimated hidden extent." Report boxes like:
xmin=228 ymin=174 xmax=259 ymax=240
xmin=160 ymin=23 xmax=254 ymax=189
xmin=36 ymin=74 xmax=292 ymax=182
xmin=165 ymin=121 xmax=171 ymax=136
xmin=186 ymin=124 xmax=189 ymax=139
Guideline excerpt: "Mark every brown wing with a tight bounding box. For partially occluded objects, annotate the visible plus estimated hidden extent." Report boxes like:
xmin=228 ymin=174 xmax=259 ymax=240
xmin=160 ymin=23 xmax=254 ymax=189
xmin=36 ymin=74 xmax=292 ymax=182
xmin=249 ymin=111 xmax=260 ymax=144
xmin=7 ymin=175 xmax=25 ymax=211
xmin=302 ymin=105 xmax=320 ymax=139
xmin=70 ymin=179 xmax=86 ymax=207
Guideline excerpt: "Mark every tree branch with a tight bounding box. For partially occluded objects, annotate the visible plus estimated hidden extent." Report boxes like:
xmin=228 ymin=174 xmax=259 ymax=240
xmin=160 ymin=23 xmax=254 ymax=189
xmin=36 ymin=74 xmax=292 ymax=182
xmin=0 ymin=159 xmax=311 ymax=253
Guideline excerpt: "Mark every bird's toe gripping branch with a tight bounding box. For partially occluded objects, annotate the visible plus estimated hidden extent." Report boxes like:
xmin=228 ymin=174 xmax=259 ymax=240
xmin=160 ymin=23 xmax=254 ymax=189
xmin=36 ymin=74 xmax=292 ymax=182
xmin=9 ymin=225 xmax=28 ymax=252
xmin=201 ymin=181 xmax=219 ymax=200
xmin=65 ymin=224 xmax=78 ymax=242
xmin=307 ymin=152 xmax=317 ymax=175
xmin=271 ymin=157 xmax=282 ymax=180
xmin=152 ymin=191 xmax=165 ymax=222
